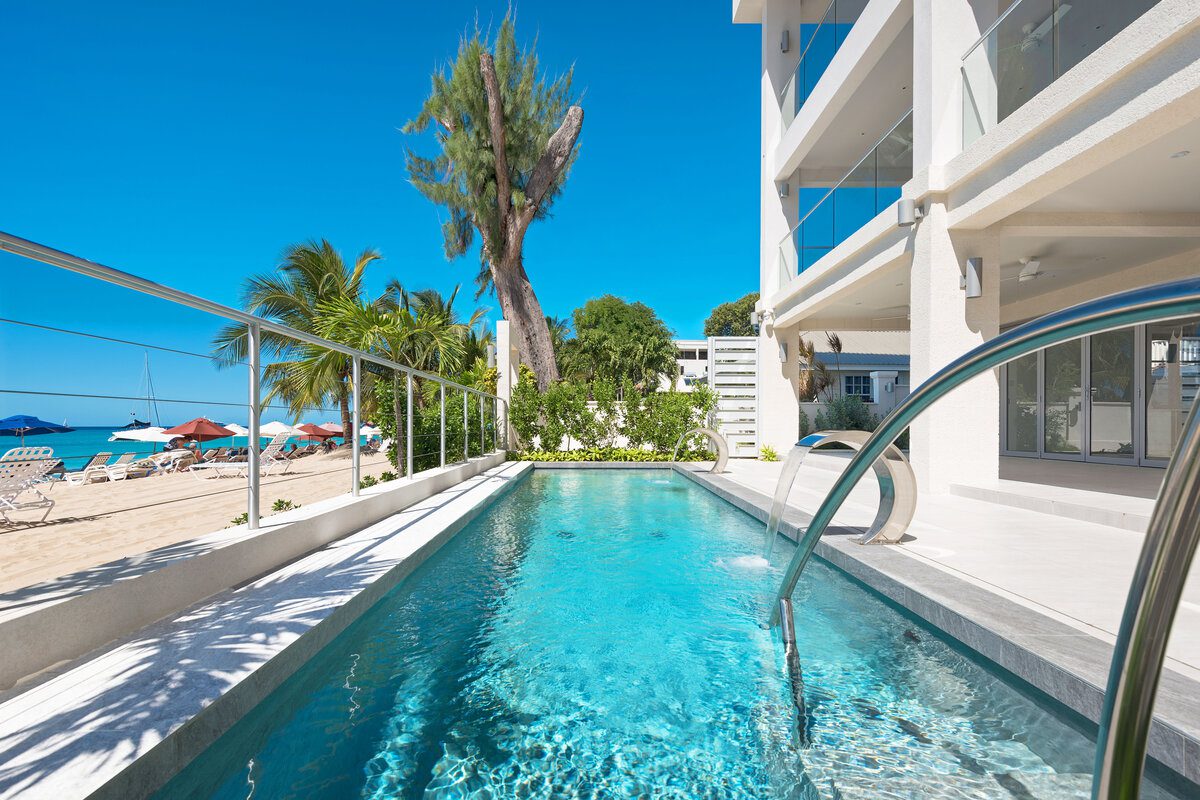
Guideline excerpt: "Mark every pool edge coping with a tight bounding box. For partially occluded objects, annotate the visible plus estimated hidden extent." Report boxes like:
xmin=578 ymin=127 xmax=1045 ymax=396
xmin=0 ymin=461 xmax=533 ymax=800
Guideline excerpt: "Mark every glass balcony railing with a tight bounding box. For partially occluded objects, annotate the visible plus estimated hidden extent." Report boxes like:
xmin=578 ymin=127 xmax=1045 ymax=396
xmin=962 ymin=0 xmax=1160 ymax=148
xmin=777 ymin=110 xmax=913 ymax=290
xmin=779 ymin=0 xmax=868 ymax=133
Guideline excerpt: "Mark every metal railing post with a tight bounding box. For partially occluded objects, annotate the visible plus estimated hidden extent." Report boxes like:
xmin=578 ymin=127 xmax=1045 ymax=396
xmin=405 ymin=371 xmax=414 ymax=478
xmin=463 ymin=390 xmax=469 ymax=462
xmin=246 ymin=322 xmax=261 ymax=529
xmin=351 ymin=356 xmax=361 ymax=496
xmin=480 ymin=393 xmax=486 ymax=453
xmin=492 ymin=397 xmax=498 ymax=452
xmin=439 ymin=382 xmax=446 ymax=468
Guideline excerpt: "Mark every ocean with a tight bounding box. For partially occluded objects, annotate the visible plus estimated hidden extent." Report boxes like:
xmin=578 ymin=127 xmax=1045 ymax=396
xmin=5 ymin=426 xmax=356 ymax=471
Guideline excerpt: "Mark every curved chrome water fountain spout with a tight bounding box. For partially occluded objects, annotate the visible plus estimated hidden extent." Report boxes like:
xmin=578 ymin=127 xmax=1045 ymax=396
xmin=671 ymin=427 xmax=729 ymax=473
xmin=763 ymin=431 xmax=915 ymax=560
xmin=757 ymin=276 xmax=1200 ymax=798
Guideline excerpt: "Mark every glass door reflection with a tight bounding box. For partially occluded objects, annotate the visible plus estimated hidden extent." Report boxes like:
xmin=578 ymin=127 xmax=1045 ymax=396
xmin=1043 ymin=341 xmax=1082 ymax=456
xmin=1145 ymin=318 xmax=1200 ymax=462
xmin=1089 ymin=329 xmax=1136 ymax=459
xmin=1005 ymin=353 xmax=1038 ymax=453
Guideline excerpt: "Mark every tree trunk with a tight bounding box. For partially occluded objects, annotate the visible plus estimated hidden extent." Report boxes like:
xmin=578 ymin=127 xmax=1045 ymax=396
xmin=491 ymin=252 xmax=559 ymax=390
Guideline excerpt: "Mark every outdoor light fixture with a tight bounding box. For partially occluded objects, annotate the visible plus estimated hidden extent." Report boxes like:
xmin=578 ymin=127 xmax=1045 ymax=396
xmin=778 ymin=181 xmax=790 ymax=198
xmin=897 ymin=198 xmax=924 ymax=227
xmin=961 ymin=257 xmax=983 ymax=298
xmin=781 ymin=29 xmax=790 ymax=53
xmin=778 ymin=341 xmax=788 ymax=363
xmin=486 ymin=344 xmax=496 ymax=369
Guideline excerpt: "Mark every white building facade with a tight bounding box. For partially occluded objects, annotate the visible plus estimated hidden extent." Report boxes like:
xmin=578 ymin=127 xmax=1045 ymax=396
xmin=735 ymin=0 xmax=1200 ymax=490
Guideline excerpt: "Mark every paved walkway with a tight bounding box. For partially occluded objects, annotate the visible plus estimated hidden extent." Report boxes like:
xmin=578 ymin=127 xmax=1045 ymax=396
xmin=721 ymin=455 xmax=1200 ymax=681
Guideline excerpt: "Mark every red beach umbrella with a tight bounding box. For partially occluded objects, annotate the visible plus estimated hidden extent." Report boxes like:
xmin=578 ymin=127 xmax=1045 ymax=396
xmin=162 ymin=417 xmax=235 ymax=443
xmin=296 ymin=423 xmax=336 ymax=442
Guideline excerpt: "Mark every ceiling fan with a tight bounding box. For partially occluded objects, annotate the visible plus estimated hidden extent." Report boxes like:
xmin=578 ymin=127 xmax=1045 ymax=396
xmin=1020 ymin=4 xmax=1072 ymax=52
xmin=998 ymin=256 xmax=1046 ymax=284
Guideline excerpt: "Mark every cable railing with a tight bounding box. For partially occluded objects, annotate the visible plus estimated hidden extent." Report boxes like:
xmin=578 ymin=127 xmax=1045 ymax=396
xmin=764 ymin=276 xmax=1200 ymax=798
xmin=961 ymin=0 xmax=1160 ymax=148
xmin=776 ymin=109 xmax=912 ymax=290
xmin=0 ymin=232 xmax=508 ymax=540
xmin=778 ymin=0 xmax=867 ymax=134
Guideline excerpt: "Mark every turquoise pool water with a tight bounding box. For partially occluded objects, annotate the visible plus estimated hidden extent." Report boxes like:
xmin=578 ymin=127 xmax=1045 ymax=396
xmin=157 ymin=470 xmax=1188 ymax=798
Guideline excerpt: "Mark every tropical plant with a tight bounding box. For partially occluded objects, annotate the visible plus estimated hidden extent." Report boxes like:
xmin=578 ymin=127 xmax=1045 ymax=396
xmin=211 ymin=240 xmax=380 ymax=437
xmin=404 ymin=14 xmax=584 ymax=390
xmin=568 ymin=295 xmax=677 ymax=389
xmin=760 ymin=445 xmax=780 ymax=462
xmin=703 ymin=292 xmax=760 ymax=337
xmin=798 ymin=336 xmax=835 ymax=403
xmin=315 ymin=286 xmax=470 ymax=473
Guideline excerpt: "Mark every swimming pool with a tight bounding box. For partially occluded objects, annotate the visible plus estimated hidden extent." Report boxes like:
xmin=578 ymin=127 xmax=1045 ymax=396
xmin=156 ymin=469 xmax=1188 ymax=798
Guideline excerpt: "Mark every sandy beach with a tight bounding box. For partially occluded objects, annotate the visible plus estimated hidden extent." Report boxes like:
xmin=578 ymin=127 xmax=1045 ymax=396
xmin=0 ymin=450 xmax=394 ymax=593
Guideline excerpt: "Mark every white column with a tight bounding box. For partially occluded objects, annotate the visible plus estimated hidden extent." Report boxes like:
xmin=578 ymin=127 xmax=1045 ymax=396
xmin=758 ymin=318 xmax=800 ymax=454
xmin=495 ymin=319 xmax=519 ymax=449
xmin=756 ymin=1 xmax=803 ymax=457
xmin=909 ymin=211 xmax=1000 ymax=490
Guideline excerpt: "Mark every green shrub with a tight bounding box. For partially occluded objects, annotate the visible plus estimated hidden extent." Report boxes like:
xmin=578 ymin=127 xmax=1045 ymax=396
xmin=380 ymin=471 xmax=397 ymax=482
xmin=798 ymin=409 xmax=810 ymax=437
xmin=515 ymin=447 xmax=713 ymax=462
xmin=228 ymin=512 xmax=249 ymax=527
xmin=760 ymin=445 xmax=780 ymax=462
xmin=359 ymin=475 xmax=379 ymax=489
xmin=508 ymin=375 xmax=716 ymax=456
xmin=510 ymin=365 xmax=542 ymax=447
xmin=814 ymin=395 xmax=876 ymax=433
xmin=271 ymin=499 xmax=299 ymax=512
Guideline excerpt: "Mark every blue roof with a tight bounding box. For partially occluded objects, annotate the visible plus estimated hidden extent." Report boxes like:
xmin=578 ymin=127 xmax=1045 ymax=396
xmin=816 ymin=352 xmax=909 ymax=368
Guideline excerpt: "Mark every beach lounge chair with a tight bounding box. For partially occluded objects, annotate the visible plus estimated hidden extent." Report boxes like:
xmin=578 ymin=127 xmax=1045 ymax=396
xmin=0 ymin=447 xmax=57 ymax=524
xmin=189 ymin=433 xmax=293 ymax=478
xmin=104 ymin=452 xmax=154 ymax=481
xmin=63 ymin=452 xmax=112 ymax=486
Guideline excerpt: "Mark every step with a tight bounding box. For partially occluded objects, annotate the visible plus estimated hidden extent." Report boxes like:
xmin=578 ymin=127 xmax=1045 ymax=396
xmin=949 ymin=481 xmax=1153 ymax=533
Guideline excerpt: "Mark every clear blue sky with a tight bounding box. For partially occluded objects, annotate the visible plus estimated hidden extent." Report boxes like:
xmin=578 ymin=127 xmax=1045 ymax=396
xmin=0 ymin=1 xmax=759 ymax=426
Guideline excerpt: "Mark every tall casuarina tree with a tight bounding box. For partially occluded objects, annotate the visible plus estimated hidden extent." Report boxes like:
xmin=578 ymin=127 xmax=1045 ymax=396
xmin=404 ymin=15 xmax=584 ymax=390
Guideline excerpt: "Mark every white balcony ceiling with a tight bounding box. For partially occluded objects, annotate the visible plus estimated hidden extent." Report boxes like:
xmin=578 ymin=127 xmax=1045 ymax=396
xmin=1025 ymin=116 xmax=1200 ymax=214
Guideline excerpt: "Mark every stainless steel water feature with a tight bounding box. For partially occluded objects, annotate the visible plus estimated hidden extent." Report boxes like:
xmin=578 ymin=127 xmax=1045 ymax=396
xmin=671 ymin=427 xmax=729 ymax=473
xmin=762 ymin=430 xmax=915 ymax=560
xmin=763 ymin=276 xmax=1200 ymax=798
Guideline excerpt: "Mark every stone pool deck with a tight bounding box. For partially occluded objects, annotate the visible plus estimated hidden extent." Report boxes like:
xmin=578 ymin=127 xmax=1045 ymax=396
xmin=683 ymin=456 xmax=1200 ymax=786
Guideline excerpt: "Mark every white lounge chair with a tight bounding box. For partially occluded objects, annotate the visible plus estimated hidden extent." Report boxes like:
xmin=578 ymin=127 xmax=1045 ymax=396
xmin=63 ymin=452 xmax=112 ymax=486
xmin=104 ymin=452 xmax=152 ymax=481
xmin=0 ymin=447 xmax=57 ymax=524
xmin=189 ymin=433 xmax=293 ymax=478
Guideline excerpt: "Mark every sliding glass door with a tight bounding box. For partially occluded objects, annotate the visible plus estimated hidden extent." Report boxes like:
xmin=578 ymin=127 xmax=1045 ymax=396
xmin=1145 ymin=318 xmax=1200 ymax=464
xmin=999 ymin=323 xmax=1193 ymax=467
xmin=1043 ymin=341 xmax=1083 ymax=458
xmin=1088 ymin=329 xmax=1137 ymax=462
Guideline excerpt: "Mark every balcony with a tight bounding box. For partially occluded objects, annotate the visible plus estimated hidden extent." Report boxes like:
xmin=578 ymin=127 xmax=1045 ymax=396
xmin=962 ymin=0 xmax=1160 ymax=148
xmin=777 ymin=110 xmax=912 ymax=290
xmin=779 ymin=0 xmax=868 ymax=133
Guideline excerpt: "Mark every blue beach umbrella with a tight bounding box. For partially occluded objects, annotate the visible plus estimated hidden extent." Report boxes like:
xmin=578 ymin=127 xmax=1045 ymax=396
xmin=0 ymin=414 xmax=76 ymax=445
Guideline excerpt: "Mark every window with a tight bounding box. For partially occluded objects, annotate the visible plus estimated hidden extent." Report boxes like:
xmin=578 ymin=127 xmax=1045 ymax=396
xmin=843 ymin=375 xmax=873 ymax=402
xmin=698 ymin=349 xmax=708 ymax=361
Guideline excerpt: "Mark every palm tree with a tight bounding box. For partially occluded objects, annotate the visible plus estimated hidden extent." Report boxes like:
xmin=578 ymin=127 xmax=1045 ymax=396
xmin=211 ymin=240 xmax=380 ymax=437
xmin=316 ymin=288 xmax=470 ymax=473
